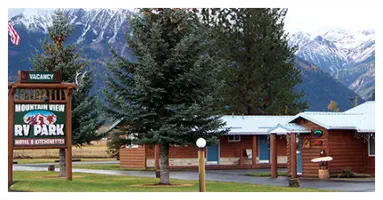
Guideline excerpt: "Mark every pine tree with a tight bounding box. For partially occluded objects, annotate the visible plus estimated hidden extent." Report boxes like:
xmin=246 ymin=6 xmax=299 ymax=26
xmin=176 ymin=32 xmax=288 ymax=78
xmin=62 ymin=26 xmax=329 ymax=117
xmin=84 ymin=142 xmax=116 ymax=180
xmin=103 ymin=8 xmax=228 ymax=184
xmin=29 ymin=9 xmax=103 ymax=176
xmin=371 ymin=90 xmax=375 ymax=101
xmin=200 ymin=8 xmax=308 ymax=115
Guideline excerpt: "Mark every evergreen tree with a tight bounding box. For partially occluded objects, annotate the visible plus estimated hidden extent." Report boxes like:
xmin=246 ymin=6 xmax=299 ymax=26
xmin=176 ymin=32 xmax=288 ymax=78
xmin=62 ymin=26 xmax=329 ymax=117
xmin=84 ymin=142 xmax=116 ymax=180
xmin=29 ymin=9 xmax=103 ymax=176
xmin=103 ymin=8 xmax=228 ymax=184
xmin=371 ymin=90 xmax=375 ymax=101
xmin=200 ymin=8 xmax=308 ymax=115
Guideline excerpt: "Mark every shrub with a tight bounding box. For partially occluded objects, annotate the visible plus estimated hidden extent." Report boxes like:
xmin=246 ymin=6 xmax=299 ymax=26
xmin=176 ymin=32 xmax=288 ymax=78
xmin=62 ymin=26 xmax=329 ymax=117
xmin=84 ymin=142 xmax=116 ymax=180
xmin=289 ymin=178 xmax=300 ymax=187
xmin=337 ymin=167 xmax=356 ymax=178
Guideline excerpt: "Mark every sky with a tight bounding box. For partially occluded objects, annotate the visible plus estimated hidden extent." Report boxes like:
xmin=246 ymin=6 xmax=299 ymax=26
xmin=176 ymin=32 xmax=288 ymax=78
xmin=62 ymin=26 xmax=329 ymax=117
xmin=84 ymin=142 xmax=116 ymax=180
xmin=8 ymin=7 xmax=376 ymax=36
xmin=284 ymin=7 xmax=376 ymax=36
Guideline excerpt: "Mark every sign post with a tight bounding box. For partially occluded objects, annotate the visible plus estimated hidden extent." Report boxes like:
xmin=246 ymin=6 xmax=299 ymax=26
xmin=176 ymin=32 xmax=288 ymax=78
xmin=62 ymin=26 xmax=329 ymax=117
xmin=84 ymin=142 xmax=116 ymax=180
xmin=8 ymin=71 xmax=76 ymax=186
xmin=8 ymin=87 xmax=15 ymax=188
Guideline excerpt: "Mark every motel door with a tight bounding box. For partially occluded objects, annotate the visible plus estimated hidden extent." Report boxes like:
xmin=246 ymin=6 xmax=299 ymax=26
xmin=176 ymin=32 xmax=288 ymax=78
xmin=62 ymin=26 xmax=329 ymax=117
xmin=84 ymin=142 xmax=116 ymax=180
xmin=258 ymin=135 xmax=270 ymax=163
xmin=207 ymin=143 xmax=219 ymax=164
xmin=296 ymin=135 xmax=303 ymax=174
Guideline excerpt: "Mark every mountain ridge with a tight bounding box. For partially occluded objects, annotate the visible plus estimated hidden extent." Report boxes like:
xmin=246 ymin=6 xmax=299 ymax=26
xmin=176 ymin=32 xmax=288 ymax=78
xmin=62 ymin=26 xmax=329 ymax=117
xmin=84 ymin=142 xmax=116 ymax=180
xmin=8 ymin=8 xmax=369 ymax=111
xmin=288 ymin=29 xmax=375 ymax=99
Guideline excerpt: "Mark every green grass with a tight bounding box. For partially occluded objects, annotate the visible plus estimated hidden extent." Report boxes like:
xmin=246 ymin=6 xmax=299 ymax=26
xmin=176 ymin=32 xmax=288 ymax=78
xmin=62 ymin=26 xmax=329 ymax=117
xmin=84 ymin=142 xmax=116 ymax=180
xmin=70 ymin=164 xmax=154 ymax=171
xmin=10 ymin=171 xmax=332 ymax=192
xmin=14 ymin=158 xmax=116 ymax=164
xmin=246 ymin=172 xmax=289 ymax=177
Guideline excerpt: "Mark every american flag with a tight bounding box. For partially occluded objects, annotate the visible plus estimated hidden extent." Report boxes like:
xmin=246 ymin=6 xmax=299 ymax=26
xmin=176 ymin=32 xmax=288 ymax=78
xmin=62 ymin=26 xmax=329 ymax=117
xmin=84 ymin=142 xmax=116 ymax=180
xmin=8 ymin=23 xmax=20 ymax=45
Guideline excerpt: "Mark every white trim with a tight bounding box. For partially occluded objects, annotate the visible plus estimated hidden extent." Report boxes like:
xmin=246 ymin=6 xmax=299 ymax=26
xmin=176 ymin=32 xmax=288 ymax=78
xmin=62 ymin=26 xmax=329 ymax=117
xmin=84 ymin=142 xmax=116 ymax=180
xmin=288 ymin=115 xmax=330 ymax=129
xmin=368 ymin=136 xmax=375 ymax=157
xmin=228 ymin=135 xmax=241 ymax=142
xmin=259 ymin=160 xmax=269 ymax=164
xmin=206 ymin=161 xmax=218 ymax=165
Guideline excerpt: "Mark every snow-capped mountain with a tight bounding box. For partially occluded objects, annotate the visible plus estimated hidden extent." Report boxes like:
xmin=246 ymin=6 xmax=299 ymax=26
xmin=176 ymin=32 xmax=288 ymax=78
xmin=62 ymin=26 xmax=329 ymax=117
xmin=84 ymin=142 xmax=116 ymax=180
xmin=323 ymin=29 xmax=375 ymax=65
xmin=10 ymin=8 xmax=132 ymax=46
xmin=289 ymin=29 xmax=375 ymax=99
xmin=8 ymin=8 xmax=369 ymax=110
xmin=8 ymin=8 xmax=134 ymax=93
xmin=288 ymin=31 xmax=313 ymax=49
xmin=296 ymin=35 xmax=348 ymax=74
xmin=24 ymin=114 xmax=56 ymax=125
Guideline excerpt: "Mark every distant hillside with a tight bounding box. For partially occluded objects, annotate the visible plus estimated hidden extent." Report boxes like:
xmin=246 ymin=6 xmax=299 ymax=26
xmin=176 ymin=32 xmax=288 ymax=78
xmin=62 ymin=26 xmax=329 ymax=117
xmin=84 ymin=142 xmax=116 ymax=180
xmin=295 ymin=58 xmax=364 ymax=111
xmin=289 ymin=30 xmax=375 ymax=99
xmin=8 ymin=8 xmax=365 ymax=111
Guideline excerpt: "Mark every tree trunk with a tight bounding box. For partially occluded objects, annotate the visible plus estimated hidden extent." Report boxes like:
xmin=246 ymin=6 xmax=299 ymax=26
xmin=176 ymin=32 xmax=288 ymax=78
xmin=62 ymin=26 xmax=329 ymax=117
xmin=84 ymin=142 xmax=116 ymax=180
xmin=59 ymin=148 xmax=66 ymax=177
xmin=159 ymin=144 xmax=170 ymax=185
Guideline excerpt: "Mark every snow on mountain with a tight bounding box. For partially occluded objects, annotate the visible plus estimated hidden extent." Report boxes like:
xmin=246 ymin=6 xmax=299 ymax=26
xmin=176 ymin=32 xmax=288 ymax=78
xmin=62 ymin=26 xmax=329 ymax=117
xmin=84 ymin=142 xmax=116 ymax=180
xmin=294 ymin=35 xmax=347 ymax=74
xmin=323 ymin=29 xmax=374 ymax=52
xmin=288 ymin=29 xmax=375 ymax=99
xmin=9 ymin=8 xmax=132 ymax=45
xmin=288 ymin=31 xmax=314 ymax=49
xmin=348 ymin=38 xmax=375 ymax=64
xmin=8 ymin=9 xmax=374 ymax=100
xmin=289 ymin=29 xmax=375 ymax=66
xmin=8 ymin=8 xmax=134 ymax=95
xmin=323 ymin=29 xmax=375 ymax=65
xmin=10 ymin=12 xmax=52 ymax=33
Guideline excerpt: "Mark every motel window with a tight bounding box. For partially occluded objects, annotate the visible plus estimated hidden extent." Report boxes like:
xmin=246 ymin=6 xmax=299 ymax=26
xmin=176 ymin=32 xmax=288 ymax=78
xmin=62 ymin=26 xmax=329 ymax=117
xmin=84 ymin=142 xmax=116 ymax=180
xmin=368 ymin=136 xmax=375 ymax=156
xmin=228 ymin=135 xmax=240 ymax=142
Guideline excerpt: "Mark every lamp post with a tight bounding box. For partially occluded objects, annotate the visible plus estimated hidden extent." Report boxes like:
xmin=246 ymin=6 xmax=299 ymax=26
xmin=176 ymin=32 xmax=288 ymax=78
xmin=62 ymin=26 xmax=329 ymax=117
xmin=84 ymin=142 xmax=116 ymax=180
xmin=196 ymin=138 xmax=206 ymax=192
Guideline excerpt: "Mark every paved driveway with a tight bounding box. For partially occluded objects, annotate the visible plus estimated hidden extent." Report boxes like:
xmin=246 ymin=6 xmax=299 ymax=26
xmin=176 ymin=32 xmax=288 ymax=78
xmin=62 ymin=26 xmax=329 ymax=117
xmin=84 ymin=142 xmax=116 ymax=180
xmin=13 ymin=164 xmax=374 ymax=192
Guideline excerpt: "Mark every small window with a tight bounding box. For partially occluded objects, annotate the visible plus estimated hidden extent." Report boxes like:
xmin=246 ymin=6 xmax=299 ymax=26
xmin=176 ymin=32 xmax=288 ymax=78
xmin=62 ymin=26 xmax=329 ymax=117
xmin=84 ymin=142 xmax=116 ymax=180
xmin=228 ymin=135 xmax=240 ymax=142
xmin=368 ymin=136 xmax=375 ymax=156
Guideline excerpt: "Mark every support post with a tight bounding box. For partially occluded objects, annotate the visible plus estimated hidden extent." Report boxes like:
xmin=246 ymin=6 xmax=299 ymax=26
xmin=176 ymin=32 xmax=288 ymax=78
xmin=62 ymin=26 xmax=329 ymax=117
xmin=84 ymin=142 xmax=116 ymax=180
xmin=286 ymin=134 xmax=291 ymax=176
xmin=239 ymin=149 xmax=244 ymax=166
xmin=270 ymin=133 xmax=278 ymax=178
xmin=252 ymin=135 xmax=257 ymax=168
xmin=154 ymin=144 xmax=160 ymax=178
xmin=198 ymin=148 xmax=206 ymax=192
xmin=8 ymin=87 xmax=15 ymax=187
xmin=291 ymin=133 xmax=297 ymax=178
xmin=65 ymin=89 xmax=72 ymax=181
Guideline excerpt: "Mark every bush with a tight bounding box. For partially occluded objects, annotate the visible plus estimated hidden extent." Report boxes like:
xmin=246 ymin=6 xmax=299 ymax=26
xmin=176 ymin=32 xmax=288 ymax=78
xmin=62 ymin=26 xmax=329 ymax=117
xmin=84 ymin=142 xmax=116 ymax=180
xmin=337 ymin=167 xmax=356 ymax=178
xmin=288 ymin=178 xmax=300 ymax=187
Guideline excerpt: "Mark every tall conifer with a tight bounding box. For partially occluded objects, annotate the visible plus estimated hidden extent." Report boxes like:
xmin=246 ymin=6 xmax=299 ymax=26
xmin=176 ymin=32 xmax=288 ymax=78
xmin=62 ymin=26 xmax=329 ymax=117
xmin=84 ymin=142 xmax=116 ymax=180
xmin=103 ymin=8 xmax=228 ymax=184
xmin=201 ymin=8 xmax=308 ymax=115
xmin=30 ymin=9 xmax=103 ymax=176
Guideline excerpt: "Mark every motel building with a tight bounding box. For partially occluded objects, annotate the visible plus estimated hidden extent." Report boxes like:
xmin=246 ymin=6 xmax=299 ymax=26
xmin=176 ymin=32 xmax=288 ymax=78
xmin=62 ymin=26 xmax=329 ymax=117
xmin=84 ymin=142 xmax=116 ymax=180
xmin=118 ymin=101 xmax=375 ymax=178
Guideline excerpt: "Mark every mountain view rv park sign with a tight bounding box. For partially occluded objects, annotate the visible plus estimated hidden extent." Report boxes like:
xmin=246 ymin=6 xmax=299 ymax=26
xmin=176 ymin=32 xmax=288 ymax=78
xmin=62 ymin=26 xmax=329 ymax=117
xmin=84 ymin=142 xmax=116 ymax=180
xmin=13 ymin=103 xmax=66 ymax=146
xmin=8 ymin=71 xmax=76 ymax=187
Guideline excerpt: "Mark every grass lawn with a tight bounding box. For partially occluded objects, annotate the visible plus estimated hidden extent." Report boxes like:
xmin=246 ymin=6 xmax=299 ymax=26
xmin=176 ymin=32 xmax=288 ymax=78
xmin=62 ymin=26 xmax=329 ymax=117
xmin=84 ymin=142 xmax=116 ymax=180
xmin=70 ymin=164 xmax=154 ymax=171
xmin=10 ymin=171 xmax=332 ymax=192
xmin=14 ymin=158 xmax=116 ymax=164
xmin=246 ymin=172 xmax=288 ymax=177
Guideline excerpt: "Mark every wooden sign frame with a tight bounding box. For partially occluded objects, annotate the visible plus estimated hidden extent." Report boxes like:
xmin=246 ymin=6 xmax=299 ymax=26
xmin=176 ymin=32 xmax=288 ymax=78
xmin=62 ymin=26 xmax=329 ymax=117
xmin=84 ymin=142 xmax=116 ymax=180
xmin=8 ymin=73 xmax=76 ymax=187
